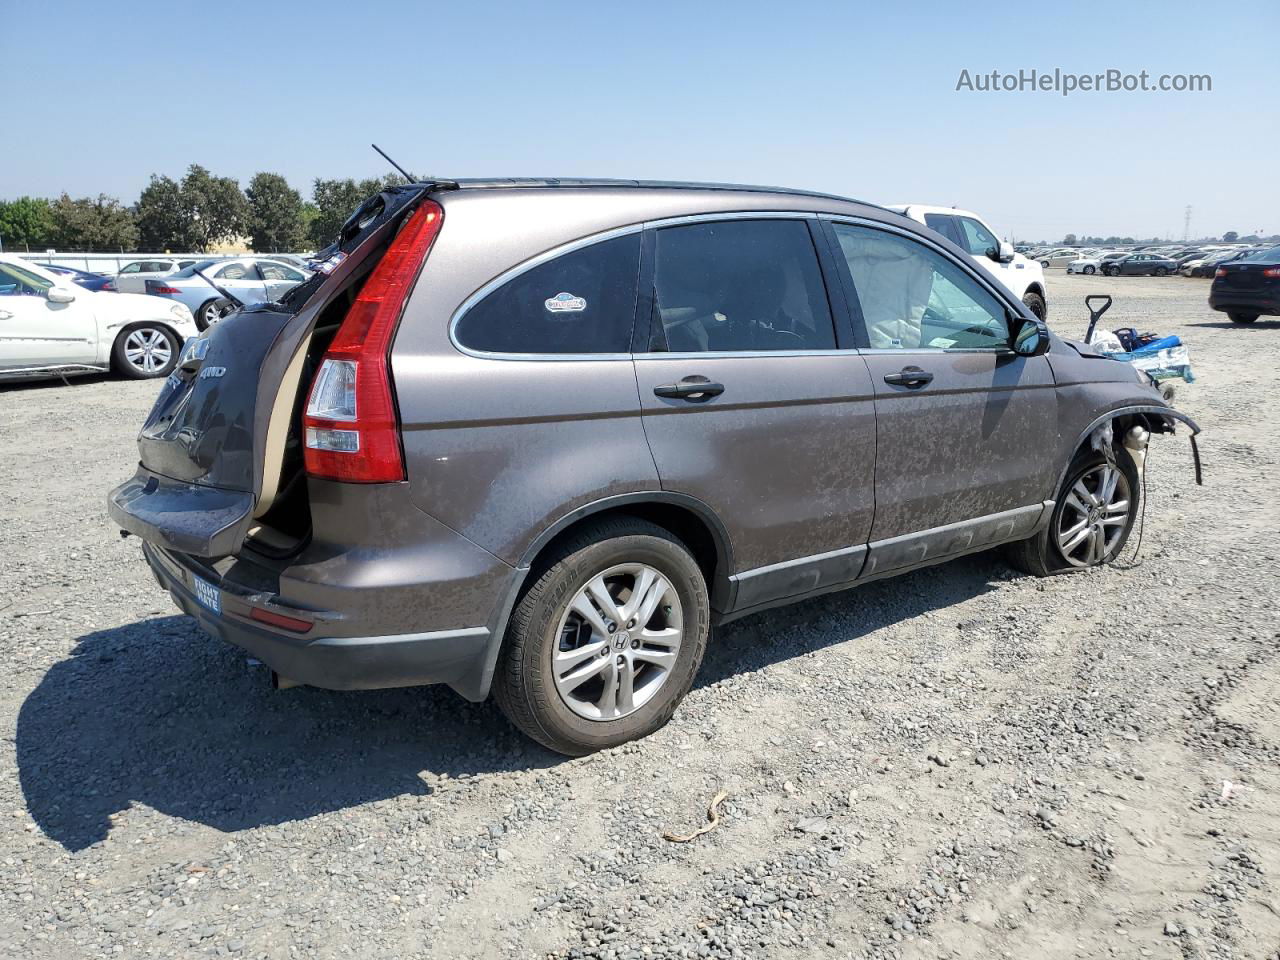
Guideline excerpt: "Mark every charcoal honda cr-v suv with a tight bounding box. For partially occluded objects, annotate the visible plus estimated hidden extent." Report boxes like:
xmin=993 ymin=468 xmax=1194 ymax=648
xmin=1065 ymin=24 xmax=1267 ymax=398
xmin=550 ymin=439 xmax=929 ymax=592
xmin=109 ymin=179 xmax=1198 ymax=755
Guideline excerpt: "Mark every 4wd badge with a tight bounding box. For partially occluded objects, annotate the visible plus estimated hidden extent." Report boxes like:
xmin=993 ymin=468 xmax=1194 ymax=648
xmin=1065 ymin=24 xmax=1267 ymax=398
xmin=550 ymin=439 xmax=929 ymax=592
xmin=544 ymin=291 xmax=587 ymax=313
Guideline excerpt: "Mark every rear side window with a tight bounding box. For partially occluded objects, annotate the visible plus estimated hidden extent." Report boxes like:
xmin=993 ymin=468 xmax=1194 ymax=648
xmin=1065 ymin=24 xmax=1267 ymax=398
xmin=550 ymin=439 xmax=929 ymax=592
xmin=650 ymin=219 xmax=835 ymax=353
xmin=455 ymin=234 xmax=640 ymax=354
xmin=922 ymin=213 xmax=961 ymax=246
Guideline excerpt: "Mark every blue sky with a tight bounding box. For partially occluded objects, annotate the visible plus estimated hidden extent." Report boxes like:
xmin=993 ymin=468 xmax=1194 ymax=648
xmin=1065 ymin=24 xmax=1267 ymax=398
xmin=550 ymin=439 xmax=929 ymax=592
xmin=3 ymin=0 xmax=1276 ymax=240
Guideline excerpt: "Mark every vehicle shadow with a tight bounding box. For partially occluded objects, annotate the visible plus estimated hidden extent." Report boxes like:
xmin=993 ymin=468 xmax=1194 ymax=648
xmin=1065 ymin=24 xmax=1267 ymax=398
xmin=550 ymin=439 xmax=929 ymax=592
xmin=17 ymin=555 xmax=1005 ymax=852
xmin=0 ymin=374 xmax=112 ymax=394
xmin=1184 ymin=320 xmax=1280 ymax=330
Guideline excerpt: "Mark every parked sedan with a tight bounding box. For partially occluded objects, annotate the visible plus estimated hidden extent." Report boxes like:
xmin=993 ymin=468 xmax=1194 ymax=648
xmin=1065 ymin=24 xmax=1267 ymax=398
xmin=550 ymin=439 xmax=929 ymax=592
xmin=0 ymin=255 xmax=196 ymax=381
xmin=1067 ymin=252 xmax=1127 ymax=275
xmin=1039 ymin=249 xmax=1080 ymax=269
xmin=34 ymin=263 xmax=117 ymax=292
xmin=1210 ymin=245 xmax=1280 ymax=323
xmin=1102 ymin=253 xmax=1178 ymax=276
xmin=145 ymin=258 xmax=311 ymax=329
xmin=1186 ymin=248 xmax=1265 ymax=278
xmin=115 ymin=258 xmax=200 ymax=293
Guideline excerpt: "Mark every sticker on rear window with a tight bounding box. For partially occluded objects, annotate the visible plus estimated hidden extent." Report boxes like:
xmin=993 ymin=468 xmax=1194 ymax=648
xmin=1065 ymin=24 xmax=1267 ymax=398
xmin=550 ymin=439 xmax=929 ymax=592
xmin=545 ymin=291 xmax=587 ymax=313
xmin=317 ymin=251 xmax=348 ymax=275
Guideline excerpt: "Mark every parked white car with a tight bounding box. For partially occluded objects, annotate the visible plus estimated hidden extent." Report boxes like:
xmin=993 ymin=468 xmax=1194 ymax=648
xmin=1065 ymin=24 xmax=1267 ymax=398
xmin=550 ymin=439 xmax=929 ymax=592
xmin=885 ymin=204 xmax=1048 ymax=318
xmin=0 ymin=256 xmax=197 ymax=381
xmin=114 ymin=257 xmax=201 ymax=293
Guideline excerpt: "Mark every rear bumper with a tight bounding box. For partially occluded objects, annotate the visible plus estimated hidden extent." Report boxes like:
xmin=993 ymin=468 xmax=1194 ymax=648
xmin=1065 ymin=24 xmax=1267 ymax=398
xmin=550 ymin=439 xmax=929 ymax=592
xmin=1209 ymin=287 xmax=1279 ymax=315
xmin=144 ymin=542 xmax=495 ymax=694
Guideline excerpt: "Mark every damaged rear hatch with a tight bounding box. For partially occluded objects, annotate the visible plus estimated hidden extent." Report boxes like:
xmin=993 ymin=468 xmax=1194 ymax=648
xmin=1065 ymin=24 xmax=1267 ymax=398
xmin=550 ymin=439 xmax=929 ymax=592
xmin=108 ymin=184 xmax=439 ymax=558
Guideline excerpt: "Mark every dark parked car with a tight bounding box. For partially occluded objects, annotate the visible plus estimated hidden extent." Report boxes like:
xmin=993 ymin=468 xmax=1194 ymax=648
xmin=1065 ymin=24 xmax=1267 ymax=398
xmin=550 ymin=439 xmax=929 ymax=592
xmin=1186 ymin=248 xmax=1261 ymax=278
xmin=1103 ymin=253 xmax=1179 ymax=276
xmin=34 ymin=263 xmax=117 ymax=292
xmin=107 ymin=179 xmax=1197 ymax=755
xmin=1209 ymin=244 xmax=1280 ymax=323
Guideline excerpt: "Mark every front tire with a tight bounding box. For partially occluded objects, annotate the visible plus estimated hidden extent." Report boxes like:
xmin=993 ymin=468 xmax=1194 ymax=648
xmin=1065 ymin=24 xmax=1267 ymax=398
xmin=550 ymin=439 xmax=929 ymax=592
xmin=1154 ymin=267 xmax=1168 ymax=277
xmin=1228 ymin=312 xmax=1259 ymax=324
xmin=113 ymin=325 xmax=179 ymax=379
xmin=1103 ymin=266 xmax=1118 ymax=277
xmin=1007 ymin=449 xmax=1139 ymax=577
xmin=493 ymin=518 xmax=710 ymax=755
xmin=1022 ymin=290 xmax=1047 ymax=320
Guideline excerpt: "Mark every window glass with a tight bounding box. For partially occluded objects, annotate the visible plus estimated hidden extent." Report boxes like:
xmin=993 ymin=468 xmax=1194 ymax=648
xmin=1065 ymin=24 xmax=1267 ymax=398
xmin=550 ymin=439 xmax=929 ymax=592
xmin=119 ymin=262 xmax=142 ymax=274
xmin=260 ymin=262 xmax=304 ymax=281
xmin=922 ymin=213 xmax=960 ymax=246
xmin=0 ymin=262 xmax=53 ymax=296
xmin=216 ymin=262 xmax=253 ymax=280
xmin=650 ymin=219 xmax=834 ymax=353
xmin=831 ymin=223 xmax=1011 ymax=351
xmin=454 ymin=234 xmax=640 ymax=354
xmin=958 ymin=218 xmax=999 ymax=258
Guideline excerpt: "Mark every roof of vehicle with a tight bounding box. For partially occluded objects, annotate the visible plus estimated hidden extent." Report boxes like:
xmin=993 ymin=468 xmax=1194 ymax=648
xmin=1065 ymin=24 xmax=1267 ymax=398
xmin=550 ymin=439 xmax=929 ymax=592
xmin=441 ymin=177 xmax=881 ymax=208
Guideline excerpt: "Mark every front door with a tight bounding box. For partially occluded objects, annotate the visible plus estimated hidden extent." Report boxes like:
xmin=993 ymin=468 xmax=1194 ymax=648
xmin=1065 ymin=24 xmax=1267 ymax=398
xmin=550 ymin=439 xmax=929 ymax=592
xmin=631 ymin=217 xmax=878 ymax=611
xmin=0 ymin=261 xmax=97 ymax=370
xmin=825 ymin=220 xmax=1057 ymax=576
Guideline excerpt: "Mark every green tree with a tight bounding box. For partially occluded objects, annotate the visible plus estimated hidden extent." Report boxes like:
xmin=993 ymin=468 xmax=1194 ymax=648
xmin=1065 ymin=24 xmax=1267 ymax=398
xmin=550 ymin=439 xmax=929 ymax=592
xmin=1063 ymin=233 xmax=1077 ymax=245
xmin=48 ymin=194 xmax=139 ymax=251
xmin=0 ymin=196 xmax=55 ymax=250
xmin=181 ymin=164 xmax=249 ymax=251
xmin=1222 ymin=231 xmax=1239 ymax=242
xmin=136 ymin=174 xmax=187 ymax=251
xmin=308 ymin=174 xmax=404 ymax=249
xmin=246 ymin=172 xmax=305 ymax=252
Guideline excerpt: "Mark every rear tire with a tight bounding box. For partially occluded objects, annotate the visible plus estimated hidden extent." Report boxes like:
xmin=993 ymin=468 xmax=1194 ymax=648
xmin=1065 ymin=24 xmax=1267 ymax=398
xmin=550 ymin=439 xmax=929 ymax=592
xmin=195 ymin=297 xmax=233 ymax=331
xmin=1083 ymin=265 xmax=1096 ymax=275
xmin=1103 ymin=266 xmax=1118 ymax=277
xmin=1228 ymin=312 xmax=1259 ymax=324
xmin=1154 ymin=267 xmax=1169 ymax=277
xmin=1007 ymin=448 xmax=1139 ymax=577
xmin=113 ymin=324 xmax=179 ymax=379
xmin=493 ymin=518 xmax=710 ymax=756
xmin=1021 ymin=291 xmax=1047 ymax=321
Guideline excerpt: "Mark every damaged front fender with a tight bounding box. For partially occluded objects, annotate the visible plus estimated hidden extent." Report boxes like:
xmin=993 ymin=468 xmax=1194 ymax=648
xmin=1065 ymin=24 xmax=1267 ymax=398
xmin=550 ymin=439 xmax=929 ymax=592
xmin=1060 ymin=404 xmax=1203 ymax=488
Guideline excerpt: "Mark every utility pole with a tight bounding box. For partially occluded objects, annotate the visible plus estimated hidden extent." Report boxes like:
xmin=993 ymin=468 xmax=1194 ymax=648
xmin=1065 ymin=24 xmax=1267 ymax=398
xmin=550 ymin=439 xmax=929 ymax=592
xmin=1183 ymin=205 xmax=1192 ymax=242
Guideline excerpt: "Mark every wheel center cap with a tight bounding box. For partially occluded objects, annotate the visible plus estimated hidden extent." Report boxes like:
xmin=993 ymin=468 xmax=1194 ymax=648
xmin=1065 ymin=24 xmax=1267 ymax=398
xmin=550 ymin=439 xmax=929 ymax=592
xmin=613 ymin=632 xmax=630 ymax=651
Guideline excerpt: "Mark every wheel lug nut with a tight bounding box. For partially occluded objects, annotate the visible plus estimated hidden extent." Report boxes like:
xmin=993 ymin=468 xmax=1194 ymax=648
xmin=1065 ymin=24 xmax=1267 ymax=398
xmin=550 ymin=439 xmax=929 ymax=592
xmin=616 ymin=655 xmax=626 ymax=665
xmin=607 ymin=623 xmax=616 ymax=633
xmin=600 ymin=648 xmax=609 ymax=657
xmin=631 ymin=639 xmax=640 ymax=649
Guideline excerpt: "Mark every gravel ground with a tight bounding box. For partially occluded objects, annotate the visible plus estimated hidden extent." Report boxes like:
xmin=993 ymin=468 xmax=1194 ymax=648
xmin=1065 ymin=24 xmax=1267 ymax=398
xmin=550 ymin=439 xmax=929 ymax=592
xmin=2 ymin=273 xmax=1278 ymax=960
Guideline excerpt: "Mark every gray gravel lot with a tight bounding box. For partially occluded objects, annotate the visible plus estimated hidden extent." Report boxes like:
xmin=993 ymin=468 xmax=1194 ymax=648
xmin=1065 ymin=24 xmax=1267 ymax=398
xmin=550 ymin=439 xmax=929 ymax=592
xmin=2 ymin=273 xmax=1278 ymax=960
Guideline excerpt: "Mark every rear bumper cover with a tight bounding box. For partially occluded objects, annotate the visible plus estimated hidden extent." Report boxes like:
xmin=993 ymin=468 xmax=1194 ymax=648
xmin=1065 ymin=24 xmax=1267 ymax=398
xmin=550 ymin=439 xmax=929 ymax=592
xmin=1209 ymin=287 xmax=1280 ymax=315
xmin=143 ymin=542 xmax=495 ymax=696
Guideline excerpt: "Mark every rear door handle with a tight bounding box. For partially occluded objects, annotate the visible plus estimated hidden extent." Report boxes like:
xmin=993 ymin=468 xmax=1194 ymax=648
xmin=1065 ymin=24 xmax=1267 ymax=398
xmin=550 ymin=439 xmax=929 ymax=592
xmin=653 ymin=376 xmax=724 ymax=402
xmin=883 ymin=366 xmax=934 ymax=388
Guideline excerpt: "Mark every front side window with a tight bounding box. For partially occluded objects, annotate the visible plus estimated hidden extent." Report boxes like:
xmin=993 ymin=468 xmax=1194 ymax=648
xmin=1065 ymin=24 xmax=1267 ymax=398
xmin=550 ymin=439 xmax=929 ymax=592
xmin=831 ymin=223 xmax=1011 ymax=351
xmin=957 ymin=217 xmax=999 ymax=258
xmin=454 ymin=233 xmax=640 ymax=354
xmin=0 ymin=262 xmax=54 ymax=296
xmin=649 ymin=219 xmax=835 ymax=353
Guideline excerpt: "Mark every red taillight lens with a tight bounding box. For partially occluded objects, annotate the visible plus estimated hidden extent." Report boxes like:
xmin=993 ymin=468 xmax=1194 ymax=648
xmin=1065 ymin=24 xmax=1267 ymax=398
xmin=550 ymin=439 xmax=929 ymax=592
xmin=1263 ymin=267 xmax=1280 ymax=278
xmin=152 ymin=284 xmax=182 ymax=294
xmin=1214 ymin=267 xmax=1227 ymax=278
xmin=103 ymin=280 xmax=115 ymax=291
xmin=303 ymin=200 xmax=443 ymax=483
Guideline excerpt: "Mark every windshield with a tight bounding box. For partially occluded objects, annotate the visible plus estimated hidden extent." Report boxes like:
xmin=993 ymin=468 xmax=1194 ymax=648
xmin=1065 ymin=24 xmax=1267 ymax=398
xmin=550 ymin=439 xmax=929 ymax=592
xmin=170 ymin=259 xmax=223 ymax=279
xmin=1242 ymin=245 xmax=1280 ymax=262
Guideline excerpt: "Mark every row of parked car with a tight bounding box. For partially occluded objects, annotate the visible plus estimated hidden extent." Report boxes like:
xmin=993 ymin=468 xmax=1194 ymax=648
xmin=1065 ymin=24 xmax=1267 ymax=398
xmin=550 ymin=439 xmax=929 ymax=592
xmin=1027 ymin=244 xmax=1271 ymax=279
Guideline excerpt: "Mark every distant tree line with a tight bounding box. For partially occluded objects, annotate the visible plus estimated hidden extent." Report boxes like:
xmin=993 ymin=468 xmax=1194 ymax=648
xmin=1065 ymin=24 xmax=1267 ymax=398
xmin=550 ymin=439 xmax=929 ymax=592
xmin=0 ymin=166 xmax=409 ymax=254
xmin=1057 ymin=230 xmax=1274 ymax=246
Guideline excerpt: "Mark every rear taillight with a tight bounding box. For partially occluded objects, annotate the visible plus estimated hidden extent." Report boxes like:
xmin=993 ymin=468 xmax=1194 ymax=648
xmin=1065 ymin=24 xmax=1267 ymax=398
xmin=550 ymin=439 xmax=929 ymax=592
xmin=1263 ymin=267 xmax=1280 ymax=278
xmin=303 ymin=200 xmax=443 ymax=483
xmin=1214 ymin=267 xmax=1228 ymax=278
xmin=103 ymin=280 xmax=115 ymax=291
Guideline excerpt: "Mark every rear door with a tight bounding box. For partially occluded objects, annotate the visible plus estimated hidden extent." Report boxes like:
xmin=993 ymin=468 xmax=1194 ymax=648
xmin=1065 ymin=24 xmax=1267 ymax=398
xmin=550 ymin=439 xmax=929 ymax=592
xmin=824 ymin=219 xmax=1057 ymax=576
xmin=259 ymin=261 xmax=307 ymax=301
xmin=108 ymin=185 xmax=436 ymax=557
xmin=631 ymin=215 xmax=877 ymax=610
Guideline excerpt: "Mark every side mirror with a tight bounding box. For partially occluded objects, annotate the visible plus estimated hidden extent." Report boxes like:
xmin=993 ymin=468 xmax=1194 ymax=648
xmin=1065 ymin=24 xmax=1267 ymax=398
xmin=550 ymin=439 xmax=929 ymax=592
xmin=990 ymin=240 xmax=1015 ymax=264
xmin=47 ymin=286 xmax=77 ymax=304
xmin=1012 ymin=316 xmax=1050 ymax=357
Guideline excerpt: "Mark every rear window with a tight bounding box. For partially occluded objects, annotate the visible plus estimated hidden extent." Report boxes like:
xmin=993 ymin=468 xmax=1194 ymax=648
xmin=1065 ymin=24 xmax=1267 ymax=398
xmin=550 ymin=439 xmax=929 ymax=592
xmin=454 ymin=234 xmax=641 ymax=355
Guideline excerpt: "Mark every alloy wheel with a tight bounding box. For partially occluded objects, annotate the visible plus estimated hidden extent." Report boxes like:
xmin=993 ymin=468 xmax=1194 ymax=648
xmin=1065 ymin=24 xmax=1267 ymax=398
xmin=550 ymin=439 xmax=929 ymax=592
xmin=551 ymin=563 xmax=683 ymax=721
xmin=123 ymin=327 xmax=173 ymax=375
xmin=1056 ymin=463 xmax=1132 ymax=567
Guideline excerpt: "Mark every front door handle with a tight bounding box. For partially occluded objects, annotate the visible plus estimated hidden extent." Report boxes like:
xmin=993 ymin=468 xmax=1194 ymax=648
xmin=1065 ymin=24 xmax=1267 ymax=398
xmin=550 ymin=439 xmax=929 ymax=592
xmin=883 ymin=366 xmax=934 ymax=388
xmin=653 ymin=376 xmax=725 ymax=402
